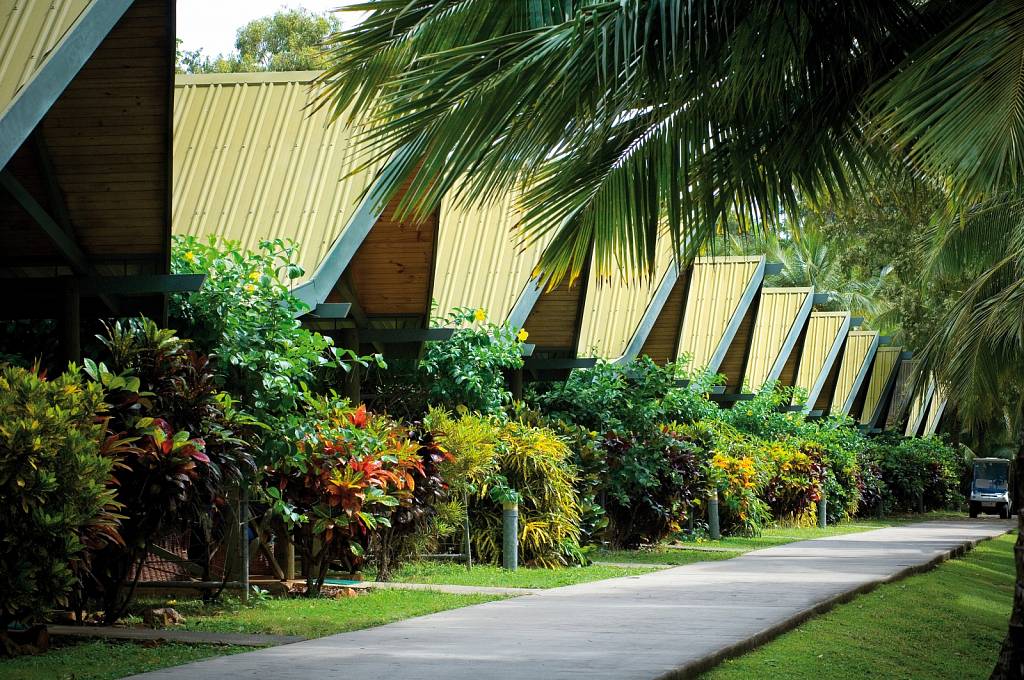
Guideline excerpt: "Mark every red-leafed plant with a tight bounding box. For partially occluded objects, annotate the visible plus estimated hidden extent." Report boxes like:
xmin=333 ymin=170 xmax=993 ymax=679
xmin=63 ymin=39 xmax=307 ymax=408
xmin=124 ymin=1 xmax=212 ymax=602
xmin=265 ymin=393 xmax=430 ymax=596
xmin=81 ymin=319 xmax=255 ymax=623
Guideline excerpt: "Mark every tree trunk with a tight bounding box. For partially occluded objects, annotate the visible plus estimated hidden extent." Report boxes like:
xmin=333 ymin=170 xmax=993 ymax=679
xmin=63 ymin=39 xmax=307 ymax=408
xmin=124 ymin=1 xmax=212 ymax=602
xmin=990 ymin=436 xmax=1024 ymax=680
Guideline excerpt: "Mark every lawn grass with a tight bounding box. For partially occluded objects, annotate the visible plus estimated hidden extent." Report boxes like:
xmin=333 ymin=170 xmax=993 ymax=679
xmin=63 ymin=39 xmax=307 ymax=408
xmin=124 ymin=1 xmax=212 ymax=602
xmin=599 ymin=512 xmax=972 ymax=565
xmin=703 ymin=532 xmax=1016 ymax=680
xmin=0 ymin=640 xmax=244 ymax=680
xmin=382 ymin=561 xmax=655 ymax=588
xmin=0 ymin=590 xmax=500 ymax=680
xmin=177 ymin=589 xmax=502 ymax=637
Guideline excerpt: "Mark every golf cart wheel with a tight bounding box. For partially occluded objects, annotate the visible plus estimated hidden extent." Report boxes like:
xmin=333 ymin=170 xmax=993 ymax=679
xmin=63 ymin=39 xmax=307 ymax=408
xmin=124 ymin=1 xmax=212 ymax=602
xmin=969 ymin=502 xmax=979 ymax=518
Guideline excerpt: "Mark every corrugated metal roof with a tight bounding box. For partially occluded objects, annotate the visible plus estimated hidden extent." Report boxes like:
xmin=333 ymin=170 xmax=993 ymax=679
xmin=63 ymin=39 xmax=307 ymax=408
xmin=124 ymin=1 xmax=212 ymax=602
xmin=830 ymin=330 xmax=878 ymax=415
xmin=743 ymin=287 xmax=812 ymax=391
xmin=576 ymin=240 xmax=676 ymax=359
xmin=677 ymin=255 xmax=763 ymax=371
xmin=859 ymin=346 xmax=902 ymax=425
xmin=793 ymin=311 xmax=849 ymax=404
xmin=923 ymin=386 xmax=947 ymax=435
xmin=887 ymin=359 xmax=918 ymax=429
xmin=432 ymin=190 xmax=551 ymax=323
xmin=0 ymin=0 xmax=91 ymax=118
xmin=905 ymin=375 xmax=935 ymax=436
xmin=172 ymin=72 xmax=383 ymax=283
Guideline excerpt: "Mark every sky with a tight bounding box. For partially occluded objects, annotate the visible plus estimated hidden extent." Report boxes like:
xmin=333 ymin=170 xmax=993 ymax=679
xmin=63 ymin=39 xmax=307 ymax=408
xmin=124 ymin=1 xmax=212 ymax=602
xmin=176 ymin=1 xmax=365 ymax=56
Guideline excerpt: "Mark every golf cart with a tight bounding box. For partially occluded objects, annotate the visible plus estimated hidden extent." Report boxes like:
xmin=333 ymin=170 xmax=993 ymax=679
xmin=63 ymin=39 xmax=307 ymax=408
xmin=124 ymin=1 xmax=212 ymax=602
xmin=969 ymin=457 xmax=1014 ymax=519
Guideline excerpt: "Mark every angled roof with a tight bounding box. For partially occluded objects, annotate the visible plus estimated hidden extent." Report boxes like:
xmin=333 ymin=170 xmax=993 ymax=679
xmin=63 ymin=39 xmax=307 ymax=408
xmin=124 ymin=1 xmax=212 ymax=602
xmin=743 ymin=287 xmax=814 ymax=391
xmin=173 ymin=72 xmax=383 ymax=286
xmin=677 ymin=255 xmax=764 ymax=373
xmin=905 ymin=375 xmax=936 ymax=437
xmin=922 ymin=386 xmax=947 ymax=435
xmin=859 ymin=346 xmax=903 ymax=427
xmin=0 ymin=0 xmax=132 ymax=168
xmin=576 ymin=240 xmax=677 ymax=360
xmin=793 ymin=311 xmax=850 ymax=409
xmin=432 ymin=189 xmax=551 ymax=323
xmin=830 ymin=330 xmax=879 ymax=416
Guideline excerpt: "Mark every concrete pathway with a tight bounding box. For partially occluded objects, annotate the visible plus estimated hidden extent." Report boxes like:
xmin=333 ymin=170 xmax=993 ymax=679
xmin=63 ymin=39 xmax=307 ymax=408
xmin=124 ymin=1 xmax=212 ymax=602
xmin=129 ymin=519 xmax=1012 ymax=680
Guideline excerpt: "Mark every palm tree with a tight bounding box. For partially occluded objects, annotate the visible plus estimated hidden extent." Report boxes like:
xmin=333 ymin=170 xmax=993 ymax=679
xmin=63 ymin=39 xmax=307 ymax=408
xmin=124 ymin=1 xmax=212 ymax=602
xmin=726 ymin=225 xmax=889 ymax=320
xmin=322 ymin=3 xmax=1024 ymax=676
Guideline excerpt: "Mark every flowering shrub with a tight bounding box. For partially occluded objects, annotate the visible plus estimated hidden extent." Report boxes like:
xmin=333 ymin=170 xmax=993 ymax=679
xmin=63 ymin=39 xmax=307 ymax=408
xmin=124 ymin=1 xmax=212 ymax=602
xmin=420 ymin=307 xmax=526 ymax=416
xmin=758 ymin=442 xmax=824 ymax=525
xmin=171 ymin=236 xmax=380 ymax=463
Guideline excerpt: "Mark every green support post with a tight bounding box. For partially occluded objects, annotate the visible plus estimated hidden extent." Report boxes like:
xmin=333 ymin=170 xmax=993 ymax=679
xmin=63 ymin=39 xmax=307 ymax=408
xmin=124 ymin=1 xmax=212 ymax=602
xmin=709 ymin=492 xmax=721 ymax=540
xmin=502 ymin=502 xmax=518 ymax=571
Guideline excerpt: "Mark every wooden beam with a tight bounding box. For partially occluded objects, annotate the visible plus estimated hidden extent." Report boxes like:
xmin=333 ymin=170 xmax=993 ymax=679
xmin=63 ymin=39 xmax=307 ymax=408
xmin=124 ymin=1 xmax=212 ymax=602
xmin=523 ymin=358 xmax=598 ymax=370
xmin=75 ymin=274 xmax=205 ymax=295
xmin=0 ymin=170 xmax=92 ymax=273
xmin=359 ymin=328 xmax=455 ymax=343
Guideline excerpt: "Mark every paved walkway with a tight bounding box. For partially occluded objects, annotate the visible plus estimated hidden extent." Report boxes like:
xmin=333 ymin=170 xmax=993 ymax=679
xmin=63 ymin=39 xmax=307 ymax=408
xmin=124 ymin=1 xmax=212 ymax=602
xmin=129 ymin=519 xmax=1012 ymax=680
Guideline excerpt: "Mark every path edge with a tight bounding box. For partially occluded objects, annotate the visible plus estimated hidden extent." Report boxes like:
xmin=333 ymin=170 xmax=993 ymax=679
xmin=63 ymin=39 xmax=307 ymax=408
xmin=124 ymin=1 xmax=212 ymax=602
xmin=657 ymin=525 xmax=1014 ymax=680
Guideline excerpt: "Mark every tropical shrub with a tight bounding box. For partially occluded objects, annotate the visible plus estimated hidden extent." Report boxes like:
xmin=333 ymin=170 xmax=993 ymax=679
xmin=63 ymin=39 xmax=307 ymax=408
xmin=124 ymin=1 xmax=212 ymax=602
xmin=528 ymin=357 xmax=718 ymax=434
xmin=82 ymin=320 xmax=255 ymax=622
xmin=758 ymin=441 xmax=825 ymax=525
xmin=265 ymin=394 xmax=424 ymax=595
xmin=420 ymin=307 xmax=526 ymax=416
xmin=426 ymin=409 xmax=584 ymax=566
xmin=171 ymin=235 xmax=378 ymax=463
xmin=800 ymin=418 xmax=867 ymax=522
xmin=371 ymin=423 xmax=452 ymax=581
xmin=864 ymin=434 xmax=966 ymax=513
xmin=0 ymin=365 xmax=120 ymax=630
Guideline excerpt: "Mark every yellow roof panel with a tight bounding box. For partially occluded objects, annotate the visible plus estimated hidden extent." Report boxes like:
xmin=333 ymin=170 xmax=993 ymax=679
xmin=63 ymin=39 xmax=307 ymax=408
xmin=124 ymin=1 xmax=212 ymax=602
xmin=0 ymin=0 xmax=92 ymax=117
xmin=923 ymin=386 xmax=947 ymax=435
xmin=905 ymin=375 xmax=935 ymax=436
xmin=859 ymin=346 xmax=901 ymax=425
xmin=793 ymin=311 xmax=849 ymax=404
xmin=172 ymin=72 xmax=383 ymax=282
xmin=744 ymin=287 xmax=812 ymax=391
xmin=677 ymin=255 xmax=763 ymax=371
xmin=576 ymin=240 xmax=676 ymax=359
xmin=830 ymin=330 xmax=878 ymax=415
xmin=432 ymin=190 xmax=551 ymax=323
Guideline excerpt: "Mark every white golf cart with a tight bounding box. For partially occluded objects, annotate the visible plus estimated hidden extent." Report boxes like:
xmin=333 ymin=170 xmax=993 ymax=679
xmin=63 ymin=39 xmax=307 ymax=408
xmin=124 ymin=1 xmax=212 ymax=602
xmin=968 ymin=457 xmax=1014 ymax=519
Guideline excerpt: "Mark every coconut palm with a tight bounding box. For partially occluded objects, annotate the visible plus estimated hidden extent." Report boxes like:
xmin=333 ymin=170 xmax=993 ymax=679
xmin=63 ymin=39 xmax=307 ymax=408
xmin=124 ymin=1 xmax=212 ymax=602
xmin=323 ymin=2 xmax=1024 ymax=675
xmin=726 ymin=225 xmax=889 ymax=320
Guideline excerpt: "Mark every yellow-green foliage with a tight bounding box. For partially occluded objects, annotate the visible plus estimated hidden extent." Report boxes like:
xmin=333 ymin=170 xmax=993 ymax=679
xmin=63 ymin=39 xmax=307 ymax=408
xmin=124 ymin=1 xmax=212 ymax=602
xmin=426 ymin=409 xmax=584 ymax=567
xmin=0 ymin=364 xmax=117 ymax=625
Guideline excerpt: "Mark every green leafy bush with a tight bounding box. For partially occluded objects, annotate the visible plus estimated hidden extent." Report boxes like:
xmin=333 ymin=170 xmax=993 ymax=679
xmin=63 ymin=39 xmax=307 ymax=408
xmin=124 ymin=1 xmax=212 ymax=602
xmin=171 ymin=235 xmax=377 ymax=462
xmin=420 ymin=308 xmax=525 ymax=416
xmin=864 ymin=434 xmax=966 ymax=513
xmin=426 ymin=409 xmax=584 ymax=566
xmin=82 ymin=320 xmax=256 ymax=623
xmin=0 ymin=365 xmax=120 ymax=628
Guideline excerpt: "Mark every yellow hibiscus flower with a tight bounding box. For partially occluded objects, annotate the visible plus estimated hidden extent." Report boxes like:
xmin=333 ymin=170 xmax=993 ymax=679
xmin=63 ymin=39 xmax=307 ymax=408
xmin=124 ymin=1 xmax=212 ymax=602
xmin=517 ymin=328 xmax=529 ymax=342
xmin=183 ymin=251 xmax=196 ymax=263
xmin=473 ymin=308 xmax=486 ymax=322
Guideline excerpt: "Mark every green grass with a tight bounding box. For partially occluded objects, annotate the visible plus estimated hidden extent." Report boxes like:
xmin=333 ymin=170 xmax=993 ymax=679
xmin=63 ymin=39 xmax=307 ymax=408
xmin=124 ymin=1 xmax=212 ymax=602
xmin=383 ymin=561 xmax=654 ymax=588
xmin=0 ymin=640 xmax=244 ymax=680
xmin=177 ymin=589 xmax=502 ymax=638
xmin=0 ymin=590 xmax=500 ymax=680
xmin=703 ymin=532 xmax=1017 ymax=680
xmin=599 ymin=512 xmax=972 ymax=565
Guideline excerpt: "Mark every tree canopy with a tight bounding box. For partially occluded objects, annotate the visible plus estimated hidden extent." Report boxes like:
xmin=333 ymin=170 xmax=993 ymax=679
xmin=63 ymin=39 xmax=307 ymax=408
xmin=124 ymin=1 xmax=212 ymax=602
xmin=177 ymin=8 xmax=340 ymax=74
